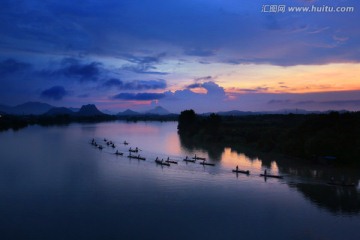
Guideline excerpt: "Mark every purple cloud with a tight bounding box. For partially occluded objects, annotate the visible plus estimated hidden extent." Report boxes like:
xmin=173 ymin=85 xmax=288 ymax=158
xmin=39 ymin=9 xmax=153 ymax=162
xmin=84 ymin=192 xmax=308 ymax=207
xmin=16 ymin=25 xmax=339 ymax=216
xmin=111 ymin=92 xmax=165 ymax=101
xmin=41 ymin=86 xmax=68 ymax=101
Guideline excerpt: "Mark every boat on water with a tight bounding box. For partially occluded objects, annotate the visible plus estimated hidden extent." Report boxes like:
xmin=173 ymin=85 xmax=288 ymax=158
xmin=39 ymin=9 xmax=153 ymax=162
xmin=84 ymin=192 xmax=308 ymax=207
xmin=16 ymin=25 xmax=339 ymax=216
xmin=327 ymin=181 xmax=356 ymax=187
xmin=260 ymin=174 xmax=283 ymax=179
xmin=155 ymin=158 xmax=171 ymax=166
xmin=129 ymin=147 xmax=139 ymax=153
xmin=115 ymin=150 xmax=123 ymax=156
xmin=183 ymin=156 xmax=196 ymax=162
xmin=192 ymin=154 xmax=206 ymax=160
xmin=98 ymin=145 xmax=103 ymax=150
xmin=128 ymin=154 xmax=146 ymax=160
xmin=165 ymin=157 xmax=178 ymax=164
xmin=232 ymin=169 xmax=250 ymax=175
xmin=123 ymin=141 xmax=129 ymax=145
xmin=199 ymin=161 xmax=215 ymax=166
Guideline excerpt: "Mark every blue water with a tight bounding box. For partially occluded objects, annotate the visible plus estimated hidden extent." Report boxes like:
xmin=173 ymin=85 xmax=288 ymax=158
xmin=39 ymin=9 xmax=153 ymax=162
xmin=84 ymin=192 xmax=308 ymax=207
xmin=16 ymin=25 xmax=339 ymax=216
xmin=0 ymin=121 xmax=359 ymax=240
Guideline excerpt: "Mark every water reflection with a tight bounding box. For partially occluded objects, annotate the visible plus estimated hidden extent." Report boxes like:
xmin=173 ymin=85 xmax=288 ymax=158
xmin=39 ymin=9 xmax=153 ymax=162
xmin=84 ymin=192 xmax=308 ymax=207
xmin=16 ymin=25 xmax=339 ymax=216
xmin=0 ymin=121 xmax=359 ymax=240
xmin=178 ymin=132 xmax=360 ymax=215
xmin=290 ymin=183 xmax=360 ymax=215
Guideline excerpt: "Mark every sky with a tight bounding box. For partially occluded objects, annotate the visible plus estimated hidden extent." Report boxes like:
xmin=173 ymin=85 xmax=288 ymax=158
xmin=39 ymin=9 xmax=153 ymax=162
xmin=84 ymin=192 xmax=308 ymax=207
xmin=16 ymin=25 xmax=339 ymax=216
xmin=0 ymin=0 xmax=360 ymax=113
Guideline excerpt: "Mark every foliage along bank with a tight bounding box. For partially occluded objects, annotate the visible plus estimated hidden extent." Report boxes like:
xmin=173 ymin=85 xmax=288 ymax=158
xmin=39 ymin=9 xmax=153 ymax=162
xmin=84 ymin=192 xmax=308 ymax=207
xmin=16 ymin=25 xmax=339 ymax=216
xmin=177 ymin=110 xmax=360 ymax=166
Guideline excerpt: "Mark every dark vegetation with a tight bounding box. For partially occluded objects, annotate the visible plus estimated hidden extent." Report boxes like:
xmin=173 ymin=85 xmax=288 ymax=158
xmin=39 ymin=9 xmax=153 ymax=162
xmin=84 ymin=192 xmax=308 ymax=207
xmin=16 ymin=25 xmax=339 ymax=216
xmin=178 ymin=110 xmax=360 ymax=166
xmin=0 ymin=114 xmax=117 ymax=131
xmin=0 ymin=113 xmax=178 ymax=132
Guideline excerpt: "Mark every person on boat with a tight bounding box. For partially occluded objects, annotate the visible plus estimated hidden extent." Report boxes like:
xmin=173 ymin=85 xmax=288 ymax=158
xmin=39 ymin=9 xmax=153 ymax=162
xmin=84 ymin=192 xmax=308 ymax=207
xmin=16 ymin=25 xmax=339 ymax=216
xmin=185 ymin=156 xmax=188 ymax=160
xmin=264 ymin=169 xmax=267 ymax=175
xmin=236 ymin=165 xmax=239 ymax=171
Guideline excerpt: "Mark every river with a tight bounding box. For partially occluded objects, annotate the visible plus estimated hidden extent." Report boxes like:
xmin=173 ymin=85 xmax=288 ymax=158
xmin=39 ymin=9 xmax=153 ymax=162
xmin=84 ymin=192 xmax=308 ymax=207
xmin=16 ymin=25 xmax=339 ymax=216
xmin=0 ymin=121 xmax=359 ymax=240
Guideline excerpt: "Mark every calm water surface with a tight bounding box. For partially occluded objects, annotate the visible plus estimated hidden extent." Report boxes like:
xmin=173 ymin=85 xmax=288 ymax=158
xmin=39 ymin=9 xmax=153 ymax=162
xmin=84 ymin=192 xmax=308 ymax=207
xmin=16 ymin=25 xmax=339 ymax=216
xmin=0 ymin=121 xmax=359 ymax=240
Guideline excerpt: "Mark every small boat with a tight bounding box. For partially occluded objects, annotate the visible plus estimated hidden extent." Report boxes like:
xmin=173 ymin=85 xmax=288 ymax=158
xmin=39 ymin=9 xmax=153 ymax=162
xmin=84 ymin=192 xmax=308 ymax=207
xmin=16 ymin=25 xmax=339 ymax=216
xmin=192 ymin=154 xmax=206 ymax=160
xmin=129 ymin=147 xmax=139 ymax=153
xmin=115 ymin=150 xmax=123 ymax=156
xmin=327 ymin=181 xmax=356 ymax=187
xmin=199 ymin=162 xmax=215 ymax=166
xmin=260 ymin=174 xmax=283 ymax=179
xmin=127 ymin=154 xmax=146 ymax=160
xmin=104 ymin=138 xmax=107 ymax=142
xmin=165 ymin=157 xmax=178 ymax=164
xmin=98 ymin=145 xmax=103 ymax=150
xmin=183 ymin=156 xmax=196 ymax=163
xmin=155 ymin=158 xmax=170 ymax=166
xmin=123 ymin=141 xmax=129 ymax=145
xmin=166 ymin=160 xmax=178 ymax=164
xmin=111 ymin=144 xmax=115 ymax=148
xmin=232 ymin=169 xmax=250 ymax=175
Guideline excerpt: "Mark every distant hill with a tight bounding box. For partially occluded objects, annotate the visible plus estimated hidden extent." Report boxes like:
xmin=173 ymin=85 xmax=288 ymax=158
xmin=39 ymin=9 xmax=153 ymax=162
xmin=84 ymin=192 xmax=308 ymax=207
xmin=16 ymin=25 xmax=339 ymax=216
xmin=146 ymin=106 xmax=170 ymax=115
xmin=117 ymin=109 xmax=140 ymax=116
xmin=203 ymin=110 xmax=256 ymax=116
xmin=76 ymin=104 xmax=105 ymax=116
xmin=0 ymin=102 xmax=55 ymax=115
xmin=0 ymin=104 xmax=11 ymax=114
xmin=69 ymin=107 xmax=80 ymax=112
xmin=102 ymin=109 xmax=116 ymax=115
xmin=45 ymin=107 xmax=75 ymax=116
xmin=266 ymin=109 xmax=320 ymax=114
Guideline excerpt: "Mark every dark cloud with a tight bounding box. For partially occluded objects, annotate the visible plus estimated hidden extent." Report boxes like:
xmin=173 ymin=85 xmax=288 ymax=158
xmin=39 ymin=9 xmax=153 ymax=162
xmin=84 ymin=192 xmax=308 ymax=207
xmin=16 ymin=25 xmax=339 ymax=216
xmin=43 ymin=58 xmax=101 ymax=82
xmin=121 ymin=64 xmax=168 ymax=75
xmin=187 ymin=83 xmax=202 ymax=89
xmin=1 ymin=1 xmax=359 ymax=66
xmin=102 ymin=79 xmax=167 ymax=90
xmin=194 ymin=76 xmax=213 ymax=82
xmin=120 ymin=53 xmax=168 ymax=75
xmin=40 ymin=86 xmax=68 ymax=100
xmin=111 ymin=92 xmax=165 ymax=101
xmin=235 ymin=87 xmax=269 ymax=93
xmin=103 ymin=78 xmax=123 ymax=88
xmin=0 ymin=58 xmax=31 ymax=76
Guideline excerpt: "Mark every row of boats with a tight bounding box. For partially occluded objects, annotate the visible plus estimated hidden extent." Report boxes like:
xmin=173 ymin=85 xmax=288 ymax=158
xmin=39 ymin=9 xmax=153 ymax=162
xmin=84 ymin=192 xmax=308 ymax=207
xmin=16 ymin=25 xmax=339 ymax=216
xmin=90 ymin=138 xmax=356 ymax=186
xmin=91 ymin=137 xmax=284 ymax=177
xmin=91 ymin=138 xmax=217 ymax=167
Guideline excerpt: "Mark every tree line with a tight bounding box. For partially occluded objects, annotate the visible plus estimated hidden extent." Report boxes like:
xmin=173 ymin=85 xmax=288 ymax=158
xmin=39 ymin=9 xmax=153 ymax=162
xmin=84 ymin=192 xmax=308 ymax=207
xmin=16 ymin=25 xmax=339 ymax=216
xmin=178 ymin=110 xmax=360 ymax=166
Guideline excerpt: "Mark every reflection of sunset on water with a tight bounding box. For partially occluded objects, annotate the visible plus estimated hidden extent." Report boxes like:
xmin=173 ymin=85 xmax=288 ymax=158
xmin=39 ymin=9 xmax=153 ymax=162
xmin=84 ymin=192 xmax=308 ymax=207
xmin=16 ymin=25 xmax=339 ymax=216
xmin=221 ymin=148 xmax=280 ymax=174
xmin=220 ymin=148 xmax=262 ymax=170
xmin=163 ymin=132 xmax=182 ymax=154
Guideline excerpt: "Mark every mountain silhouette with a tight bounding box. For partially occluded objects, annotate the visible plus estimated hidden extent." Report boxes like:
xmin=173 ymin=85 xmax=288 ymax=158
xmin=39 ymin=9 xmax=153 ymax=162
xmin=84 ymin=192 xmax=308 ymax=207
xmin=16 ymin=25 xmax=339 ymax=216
xmin=77 ymin=104 xmax=105 ymax=116
xmin=146 ymin=106 xmax=170 ymax=115
xmin=117 ymin=109 xmax=140 ymax=116
xmin=45 ymin=107 xmax=75 ymax=116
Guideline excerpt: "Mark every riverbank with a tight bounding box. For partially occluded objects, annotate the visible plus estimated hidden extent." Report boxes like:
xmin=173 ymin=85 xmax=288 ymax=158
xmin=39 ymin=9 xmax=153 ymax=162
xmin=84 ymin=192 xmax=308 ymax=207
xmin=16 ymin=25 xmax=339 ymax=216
xmin=177 ymin=110 xmax=360 ymax=167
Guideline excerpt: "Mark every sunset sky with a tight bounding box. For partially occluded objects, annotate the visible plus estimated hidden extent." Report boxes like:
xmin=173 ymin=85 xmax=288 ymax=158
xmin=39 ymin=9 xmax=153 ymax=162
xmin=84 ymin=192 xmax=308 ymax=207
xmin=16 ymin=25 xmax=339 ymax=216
xmin=1 ymin=0 xmax=359 ymax=113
